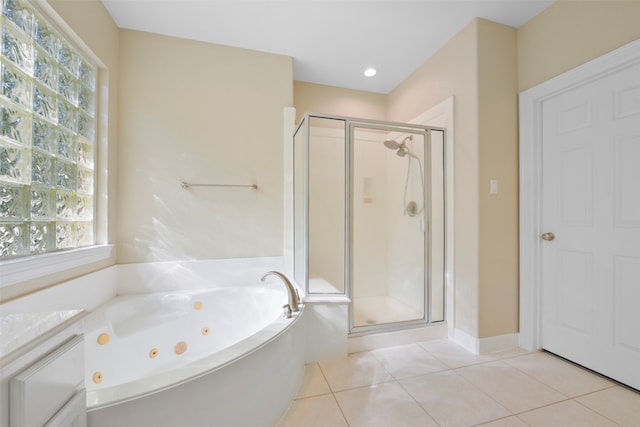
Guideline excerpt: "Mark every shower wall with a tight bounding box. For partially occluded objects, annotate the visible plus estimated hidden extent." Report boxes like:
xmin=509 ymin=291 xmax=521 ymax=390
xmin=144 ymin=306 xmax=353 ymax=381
xmin=351 ymin=131 xmax=390 ymax=299
xmin=308 ymin=125 xmax=428 ymax=306
xmin=384 ymin=136 xmax=425 ymax=315
xmin=307 ymin=126 xmax=393 ymax=297
xmin=296 ymin=114 xmax=445 ymax=333
xmin=309 ymin=126 xmax=416 ymax=301
xmin=307 ymin=127 xmax=345 ymax=292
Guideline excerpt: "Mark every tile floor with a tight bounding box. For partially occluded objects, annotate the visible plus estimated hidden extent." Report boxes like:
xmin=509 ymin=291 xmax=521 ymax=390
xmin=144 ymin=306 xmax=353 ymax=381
xmin=276 ymin=339 xmax=640 ymax=427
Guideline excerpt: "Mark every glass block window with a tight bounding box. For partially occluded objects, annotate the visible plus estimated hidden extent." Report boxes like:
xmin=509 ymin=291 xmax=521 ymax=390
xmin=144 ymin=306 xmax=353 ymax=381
xmin=1 ymin=0 xmax=96 ymax=258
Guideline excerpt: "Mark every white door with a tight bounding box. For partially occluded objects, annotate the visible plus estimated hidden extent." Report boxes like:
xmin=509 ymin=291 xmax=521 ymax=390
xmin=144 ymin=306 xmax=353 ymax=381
xmin=541 ymin=60 xmax=640 ymax=390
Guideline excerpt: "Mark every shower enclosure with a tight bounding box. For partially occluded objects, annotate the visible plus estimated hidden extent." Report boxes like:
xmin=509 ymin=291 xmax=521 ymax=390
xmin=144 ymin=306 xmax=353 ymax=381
xmin=293 ymin=114 xmax=446 ymax=334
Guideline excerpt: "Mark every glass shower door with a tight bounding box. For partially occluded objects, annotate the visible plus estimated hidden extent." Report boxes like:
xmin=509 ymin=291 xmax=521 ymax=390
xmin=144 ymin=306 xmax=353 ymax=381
xmin=294 ymin=113 xmax=446 ymax=334
xmin=350 ymin=124 xmax=427 ymax=328
xmin=294 ymin=115 xmax=347 ymax=294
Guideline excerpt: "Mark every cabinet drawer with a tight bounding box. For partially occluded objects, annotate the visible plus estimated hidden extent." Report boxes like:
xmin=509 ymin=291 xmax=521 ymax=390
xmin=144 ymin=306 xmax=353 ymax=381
xmin=10 ymin=335 xmax=84 ymax=427
xmin=44 ymin=389 xmax=86 ymax=427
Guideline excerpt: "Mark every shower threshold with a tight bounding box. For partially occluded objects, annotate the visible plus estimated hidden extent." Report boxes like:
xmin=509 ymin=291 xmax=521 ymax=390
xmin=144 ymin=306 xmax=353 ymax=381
xmin=353 ymin=295 xmax=423 ymax=327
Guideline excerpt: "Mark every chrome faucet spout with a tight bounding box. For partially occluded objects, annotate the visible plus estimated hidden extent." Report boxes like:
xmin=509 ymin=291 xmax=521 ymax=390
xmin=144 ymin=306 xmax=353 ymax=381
xmin=260 ymin=271 xmax=301 ymax=312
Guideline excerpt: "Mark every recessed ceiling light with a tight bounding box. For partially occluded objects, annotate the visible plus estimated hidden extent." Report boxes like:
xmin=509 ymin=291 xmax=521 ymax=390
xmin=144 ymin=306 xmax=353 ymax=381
xmin=364 ymin=68 xmax=377 ymax=77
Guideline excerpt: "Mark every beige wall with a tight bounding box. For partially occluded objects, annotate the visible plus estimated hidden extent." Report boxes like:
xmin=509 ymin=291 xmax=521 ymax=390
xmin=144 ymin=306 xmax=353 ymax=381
xmin=388 ymin=20 xmax=482 ymax=338
xmin=118 ymin=30 xmax=293 ymax=262
xmin=12 ymin=0 xmax=639 ymax=339
xmin=389 ymin=19 xmax=520 ymax=340
xmin=302 ymin=19 xmax=521 ymax=339
xmin=299 ymin=0 xmax=640 ymax=341
xmin=477 ymin=20 xmax=519 ymax=338
xmin=293 ymin=81 xmax=387 ymax=124
xmin=518 ymin=0 xmax=640 ymax=92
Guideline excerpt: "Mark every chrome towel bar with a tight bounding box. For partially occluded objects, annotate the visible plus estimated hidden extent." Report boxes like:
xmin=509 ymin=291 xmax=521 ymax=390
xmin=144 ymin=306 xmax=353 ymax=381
xmin=180 ymin=181 xmax=258 ymax=190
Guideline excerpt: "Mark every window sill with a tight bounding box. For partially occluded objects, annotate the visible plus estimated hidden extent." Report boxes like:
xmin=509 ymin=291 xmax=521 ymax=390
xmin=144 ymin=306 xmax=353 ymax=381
xmin=0 ymin=245 xmax=114 ymax=289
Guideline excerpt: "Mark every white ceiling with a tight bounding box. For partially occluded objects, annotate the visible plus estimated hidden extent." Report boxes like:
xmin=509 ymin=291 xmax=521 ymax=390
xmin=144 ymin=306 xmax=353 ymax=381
xmin=101 ymin=0 xmax=553 ymax=94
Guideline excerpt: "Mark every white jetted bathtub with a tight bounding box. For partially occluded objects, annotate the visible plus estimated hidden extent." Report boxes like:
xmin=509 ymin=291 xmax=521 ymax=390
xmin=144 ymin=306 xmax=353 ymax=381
xmin=83 ymin=266 xmax=305 ymax=427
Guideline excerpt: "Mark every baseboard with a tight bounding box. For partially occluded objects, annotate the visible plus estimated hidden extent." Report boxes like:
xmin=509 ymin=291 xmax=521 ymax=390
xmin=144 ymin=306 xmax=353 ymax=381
xmin=452 ymin=328 xmax=478 ymax=353
xmin=479 ymin=333 xmax=520 ymax=354
xmin=453 ymin=329 xmax=520 ymax=355
xmin=348 ymin=323 xmax=448 ymax=353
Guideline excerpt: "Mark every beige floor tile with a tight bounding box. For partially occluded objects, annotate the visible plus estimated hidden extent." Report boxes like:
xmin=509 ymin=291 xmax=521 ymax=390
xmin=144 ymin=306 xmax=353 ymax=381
xmin=276 ymin=394 xmax=348 ymax=427
xmin=518 ymin=400 xmax=619 ymax=426
xmin=318 ymin=351 xmax=394 ymax=392
xmin=296 ymin=363 xmax=331 ymax=399
xmin=399 ymin=370 xmax=511 ymax=427
xmin=477 ymin=416 xmax=529 ymax=427
xmin=488 ymin=347 xmax=531 ymax=360
xmin=334 ymin=381 xmax=439 ymax=427
xmin=456 ymin=360 xmax=567 ymax=413
xmin=503 ymin=352 xmax=614 ymax=397
xmin=371 ymin=343 xmax=448 ymax=379
xmin=279 ymin=340 xmax=640 ymax=427
xmin=418 ymin=339 xmax=497 ymax=368
xmin=576 ymin=386 xmax=640 ymax=426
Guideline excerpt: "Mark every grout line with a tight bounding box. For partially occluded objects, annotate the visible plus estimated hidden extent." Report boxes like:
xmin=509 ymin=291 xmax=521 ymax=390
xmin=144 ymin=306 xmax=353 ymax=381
xmin=330 ymin=392 xmax=352 ymax=427
xmin=291 ymin=363 xmax=331 ymax=401
xmin=510 ymin=396 xmax=574 ymax=415
xmin=395 ymin=377 xmax=443 ymax=426
xmin=448 ymin=367 xmax=516 ymax=418
xmin=572 ymin=393 xmax=625 ymax=426
xmin=501 ymin=351 xmax=622 ymax=403
xmin=469 ymin=414 xmax=532 ymax=427
xmin=315 ymin=361 xmax=344 ymax=396
xmin=291 ymin=344 xmax=636 ymax=426
xmin=568 ymin=384 xmax=618 ymax=399
xmin=453 ymin=359 xmax=607 ymax=417
xmin=462 ymin=355 xmax=626 ymax=424
xmin=497 ymin=356 xmax=577 ymax=399
xmin=329 ymin=378 xmax=398 ymax=394
xmin=319 ymin=359 xmax=386 ymax=427
xmin=507 ymin=397 xmax=621 ymax=427
xmin=316 ymin=360 xmax=339 ymax=394
xmin=543 ymin=350 xmax=640 ymax=394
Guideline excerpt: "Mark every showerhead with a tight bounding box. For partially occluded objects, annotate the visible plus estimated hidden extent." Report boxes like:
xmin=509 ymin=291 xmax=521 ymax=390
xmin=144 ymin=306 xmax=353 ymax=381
xmin=383 ymin=135 xmax=414 ymax=157
xmin=383 ymin=139 xmax=401 ymax=150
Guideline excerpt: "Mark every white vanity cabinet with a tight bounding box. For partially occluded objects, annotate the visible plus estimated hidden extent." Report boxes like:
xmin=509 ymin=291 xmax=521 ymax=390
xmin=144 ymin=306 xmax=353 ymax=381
xmin=0 ymin=311 xmax=86 ymax=427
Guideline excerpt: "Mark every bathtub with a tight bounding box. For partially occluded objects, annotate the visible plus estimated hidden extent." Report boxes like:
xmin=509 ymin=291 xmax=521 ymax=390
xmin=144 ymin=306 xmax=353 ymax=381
xmin=84 ymin=281 xmax=305 ymax=427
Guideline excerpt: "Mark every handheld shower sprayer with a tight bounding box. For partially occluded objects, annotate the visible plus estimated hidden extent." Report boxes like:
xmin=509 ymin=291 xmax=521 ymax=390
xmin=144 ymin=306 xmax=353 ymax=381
xmin=382 ymin=134 xmax=425 ymax=217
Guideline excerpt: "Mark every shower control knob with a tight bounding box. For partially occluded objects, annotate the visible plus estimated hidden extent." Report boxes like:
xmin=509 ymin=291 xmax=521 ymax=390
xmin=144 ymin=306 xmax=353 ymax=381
xmin=541 ymin=232 xmax=555 ymax=241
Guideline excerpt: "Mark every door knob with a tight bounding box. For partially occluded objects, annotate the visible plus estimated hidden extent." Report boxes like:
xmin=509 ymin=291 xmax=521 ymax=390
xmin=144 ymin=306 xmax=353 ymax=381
xmin=541 ymin=232 xmax=555 ymax=241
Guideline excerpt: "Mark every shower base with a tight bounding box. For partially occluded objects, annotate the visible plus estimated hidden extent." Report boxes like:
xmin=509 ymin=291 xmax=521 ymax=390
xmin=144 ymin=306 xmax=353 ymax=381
xmin=353 ymin=295 xmax=423 ymax=327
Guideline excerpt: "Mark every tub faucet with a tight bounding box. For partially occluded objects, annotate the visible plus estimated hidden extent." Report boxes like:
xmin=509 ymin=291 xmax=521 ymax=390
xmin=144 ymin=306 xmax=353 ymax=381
xmin=260 ymin=271 xmax=301 ymax=314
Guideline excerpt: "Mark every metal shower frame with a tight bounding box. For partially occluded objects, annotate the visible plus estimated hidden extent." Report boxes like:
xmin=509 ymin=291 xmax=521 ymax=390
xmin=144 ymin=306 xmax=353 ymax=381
xmin=293 ymin=112 xmax=447 ymax=336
